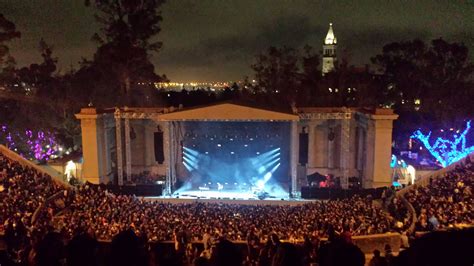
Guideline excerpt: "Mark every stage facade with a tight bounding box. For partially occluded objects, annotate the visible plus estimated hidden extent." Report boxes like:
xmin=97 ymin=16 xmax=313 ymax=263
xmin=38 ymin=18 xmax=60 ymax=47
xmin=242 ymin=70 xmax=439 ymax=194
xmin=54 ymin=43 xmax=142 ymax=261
xmin=76 ymin=103 xmax=397 ymax=197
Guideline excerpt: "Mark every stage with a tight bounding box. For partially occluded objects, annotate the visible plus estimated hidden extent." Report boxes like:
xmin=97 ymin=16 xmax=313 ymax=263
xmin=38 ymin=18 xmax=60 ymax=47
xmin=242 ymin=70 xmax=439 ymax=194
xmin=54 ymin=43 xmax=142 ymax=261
xmin=76 ymin=104 xmax=398 ymax=193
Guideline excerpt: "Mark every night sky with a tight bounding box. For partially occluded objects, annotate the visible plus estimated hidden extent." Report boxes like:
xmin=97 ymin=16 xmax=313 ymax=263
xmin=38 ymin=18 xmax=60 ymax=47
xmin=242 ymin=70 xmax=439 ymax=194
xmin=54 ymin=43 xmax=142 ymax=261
xmin=2 ymin=0 xmax=473 ymax=82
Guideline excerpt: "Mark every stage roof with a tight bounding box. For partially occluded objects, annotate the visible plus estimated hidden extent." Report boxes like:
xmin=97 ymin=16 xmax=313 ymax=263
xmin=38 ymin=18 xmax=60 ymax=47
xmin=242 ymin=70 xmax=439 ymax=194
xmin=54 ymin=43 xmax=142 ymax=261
xmin=158 ymin=103 xmax=299 ymax=121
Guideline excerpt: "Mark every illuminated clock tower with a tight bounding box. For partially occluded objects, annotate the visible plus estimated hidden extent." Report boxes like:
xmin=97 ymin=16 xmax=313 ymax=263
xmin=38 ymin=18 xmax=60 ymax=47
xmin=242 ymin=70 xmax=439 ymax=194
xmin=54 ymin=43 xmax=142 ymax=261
xmin=322 ymin=23 xmax=337 ymax=75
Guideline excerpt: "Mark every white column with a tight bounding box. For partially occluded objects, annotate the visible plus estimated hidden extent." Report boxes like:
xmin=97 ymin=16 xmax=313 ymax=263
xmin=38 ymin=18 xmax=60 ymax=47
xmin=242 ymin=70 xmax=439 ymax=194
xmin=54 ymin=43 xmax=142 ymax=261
xmin=164 ymin=121 xmax=172 ymax=195
xmin=124 ymin=118 xmax=132 ymax=181
xmin=340 ymin=119 xmax=350 ymax=188
xmin=170 ymin=122 xmax=177 ymax=186
xmin=356 ymin=127 xmax=365 ymax=171
xmin=103 ymin=118 xmax=110 ymax=183
xmin=115 ymin=110 xmax=123 ymax=186
xmin=314 ymin=124 xmax=327 ymax=168
xmin=290 ymin=121 xmax=298 ymax=196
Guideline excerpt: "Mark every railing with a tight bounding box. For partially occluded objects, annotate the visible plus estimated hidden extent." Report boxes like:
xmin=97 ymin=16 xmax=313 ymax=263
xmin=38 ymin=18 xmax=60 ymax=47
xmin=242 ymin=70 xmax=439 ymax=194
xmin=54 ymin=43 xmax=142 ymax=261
xmin=399 ymin=195 xmax=417 ymax=234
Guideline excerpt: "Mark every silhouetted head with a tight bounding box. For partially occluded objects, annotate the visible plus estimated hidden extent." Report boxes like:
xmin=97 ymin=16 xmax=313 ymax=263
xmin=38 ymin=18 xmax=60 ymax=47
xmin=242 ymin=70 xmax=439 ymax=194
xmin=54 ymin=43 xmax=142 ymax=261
xmin=211 ymin=239 xmax=242 ymax=266
xmin=373 ymin=249 xmax=381 ymax=258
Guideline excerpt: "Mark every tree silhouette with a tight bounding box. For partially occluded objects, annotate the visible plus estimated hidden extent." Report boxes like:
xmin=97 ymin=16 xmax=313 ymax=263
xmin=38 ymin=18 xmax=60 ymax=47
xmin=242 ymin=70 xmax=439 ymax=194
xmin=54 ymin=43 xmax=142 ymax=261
xmin=81 ymin=0 xmax=167 ymax=106
xmin=0 ymin=13 xmax=21 ymax=83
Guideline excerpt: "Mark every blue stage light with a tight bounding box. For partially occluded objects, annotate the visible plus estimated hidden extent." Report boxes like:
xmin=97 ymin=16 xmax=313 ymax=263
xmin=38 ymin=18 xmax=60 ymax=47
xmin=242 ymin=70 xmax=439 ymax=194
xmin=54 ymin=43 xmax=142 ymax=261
xmin=266 ymin=157 xmax=280 ymax=167
xmin=183 ymin=151 xmax=198 ymax=162
xmin=257 ymin=156 xmax=281 ymax=174
xmin=263 ymin=172 xmax=272 ymax=181
xmin=183 ymin=161 xmax=193 ymax=171
xmin=182 ymin=156 xmax=194 ymax=165
xmin=270 ymin=162 xmax=281 ymax=173
xmin=261 ymin=152 xmax=280 ymax=165
xmin=252 ymin=148 xmax=280 ymax=161
xmin=411 ymin=120 xmax=474 ymax=167
xmin=183 ymin=147 xmax=199 ymax=156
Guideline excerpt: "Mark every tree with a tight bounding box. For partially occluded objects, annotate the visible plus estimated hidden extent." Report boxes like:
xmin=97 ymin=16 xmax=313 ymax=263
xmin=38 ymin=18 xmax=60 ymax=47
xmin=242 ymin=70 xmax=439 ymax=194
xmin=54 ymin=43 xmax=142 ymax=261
xmin=17 ymin=39 xmax=58 ymax=97
xmin=249 ymin=44 xmax=382 ymax=109
xmin=0 ymin=14 xmax=21 ymax=83
xmin=372 ymin=38 xmax=473 ymax=129
xmin=251 ymin=46 xmax=300 ymax=106
xmin=317 ymin=61 xmax=381 ymax=107
xmin=82 ymin=0 xmax=167 ymax=106
xmin=372 ymin=38 xmax=474 ymax=147
xmin=298 ymin=45 xmax=320 ymax=106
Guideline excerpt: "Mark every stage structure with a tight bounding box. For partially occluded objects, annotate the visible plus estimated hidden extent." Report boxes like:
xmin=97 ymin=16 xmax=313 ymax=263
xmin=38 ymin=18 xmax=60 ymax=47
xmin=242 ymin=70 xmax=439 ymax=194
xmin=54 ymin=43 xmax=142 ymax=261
xmin=76 ymin=103 xmax=398 ymax=198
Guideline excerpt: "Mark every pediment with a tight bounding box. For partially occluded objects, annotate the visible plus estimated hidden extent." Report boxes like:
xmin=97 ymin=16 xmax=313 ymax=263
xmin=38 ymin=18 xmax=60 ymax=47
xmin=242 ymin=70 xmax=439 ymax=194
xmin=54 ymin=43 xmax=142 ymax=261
xmin=158 ymin=103 xmax=298 ymax=121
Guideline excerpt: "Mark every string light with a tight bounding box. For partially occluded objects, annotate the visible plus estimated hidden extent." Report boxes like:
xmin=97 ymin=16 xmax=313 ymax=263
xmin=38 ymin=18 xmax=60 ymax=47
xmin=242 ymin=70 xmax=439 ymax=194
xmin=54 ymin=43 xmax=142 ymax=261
xmin=411 ymin=120 xmax=474 ymax=167
xmin=1 ymin=125 xmax=58 ymax=161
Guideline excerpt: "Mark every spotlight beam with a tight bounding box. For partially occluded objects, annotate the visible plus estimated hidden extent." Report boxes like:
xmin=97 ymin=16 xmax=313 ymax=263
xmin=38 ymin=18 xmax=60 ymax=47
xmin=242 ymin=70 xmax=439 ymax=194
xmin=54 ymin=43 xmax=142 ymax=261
xmin=183 ymin=156 xmax=198 ymax=169
xmin=183 ymin=161 xmax=194 ymax=171
xmin=183 ymin=147 xmax=199 ymax=156
xmin=183 ymin=151 xmax=198 ymax=161
xmin=251 ymin=148 xmax=281 ymax=166
xmin=260 ymin=152 xmax=280 ymax=165
xmin=270 ymin=162 xmax=281 ymax=173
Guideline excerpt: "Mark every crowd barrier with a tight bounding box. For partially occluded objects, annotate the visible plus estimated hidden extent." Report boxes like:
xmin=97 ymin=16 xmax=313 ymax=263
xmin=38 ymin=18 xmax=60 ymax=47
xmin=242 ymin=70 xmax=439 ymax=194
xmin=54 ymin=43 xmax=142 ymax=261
xmin=300 ymin=186 xmax=386 ymax=200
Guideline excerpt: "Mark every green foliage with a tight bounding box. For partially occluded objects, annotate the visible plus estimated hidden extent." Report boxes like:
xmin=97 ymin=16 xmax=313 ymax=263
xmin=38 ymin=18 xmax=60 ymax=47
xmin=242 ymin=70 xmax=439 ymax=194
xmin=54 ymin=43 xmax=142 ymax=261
xmin=372 ymin=38 xmax=474 ymax=144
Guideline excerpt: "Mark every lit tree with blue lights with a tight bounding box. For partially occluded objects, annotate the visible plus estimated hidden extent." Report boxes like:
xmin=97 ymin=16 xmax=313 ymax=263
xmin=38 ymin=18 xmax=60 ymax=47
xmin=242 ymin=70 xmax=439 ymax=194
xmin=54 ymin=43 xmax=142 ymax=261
xmin=411 ymin=120 xmax=474 ymax=167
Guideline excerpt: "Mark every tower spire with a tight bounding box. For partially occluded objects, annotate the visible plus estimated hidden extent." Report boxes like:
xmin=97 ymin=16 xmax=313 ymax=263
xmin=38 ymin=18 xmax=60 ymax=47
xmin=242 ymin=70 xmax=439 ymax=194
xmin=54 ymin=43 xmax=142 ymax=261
xmin=322 ymin=23 xmax=337 ymax=75
xmin=325 ymin=23 xmax=337 ymax=45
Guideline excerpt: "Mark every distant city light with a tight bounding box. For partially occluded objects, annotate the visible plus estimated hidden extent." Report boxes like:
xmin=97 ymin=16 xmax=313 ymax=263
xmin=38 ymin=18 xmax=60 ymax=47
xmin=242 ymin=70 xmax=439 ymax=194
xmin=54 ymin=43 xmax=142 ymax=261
xmin=155 ymin=81 xmax=238 ymax=91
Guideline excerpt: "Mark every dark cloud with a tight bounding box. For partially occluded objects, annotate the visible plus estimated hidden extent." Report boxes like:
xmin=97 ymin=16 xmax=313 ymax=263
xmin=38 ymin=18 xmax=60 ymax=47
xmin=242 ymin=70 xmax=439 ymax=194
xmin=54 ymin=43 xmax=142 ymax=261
xmin=2 ymin=0 xmax=473 ymax=81
xmin=159 ymin=15 xmax=321 ymax=65
xmin=155 ymin=14 xmax=329 ymax=81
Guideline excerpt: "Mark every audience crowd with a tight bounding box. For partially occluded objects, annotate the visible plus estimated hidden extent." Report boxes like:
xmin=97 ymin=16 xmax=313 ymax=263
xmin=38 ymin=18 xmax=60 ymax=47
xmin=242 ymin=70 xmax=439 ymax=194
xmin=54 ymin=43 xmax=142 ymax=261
xmin=56 ymin=185 xmax=391 ymax=243
xmin=404 ymin=157 xmax=474 ymax=231
xmin=1 ymin=150 xmax=474 ymax=265
xmin=0 ymin=153 xmax=64 ymax=233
